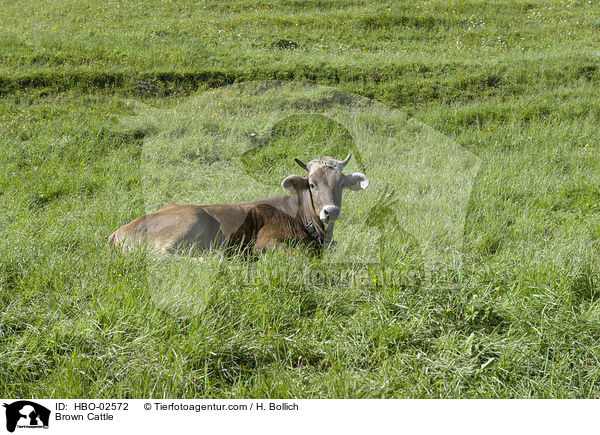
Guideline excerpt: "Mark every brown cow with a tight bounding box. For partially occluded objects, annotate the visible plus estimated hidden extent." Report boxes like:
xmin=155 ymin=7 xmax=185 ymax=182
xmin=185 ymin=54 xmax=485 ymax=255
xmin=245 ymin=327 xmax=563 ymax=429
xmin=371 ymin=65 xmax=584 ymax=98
xmin=108 ymin=154 xmax=369 ymax=254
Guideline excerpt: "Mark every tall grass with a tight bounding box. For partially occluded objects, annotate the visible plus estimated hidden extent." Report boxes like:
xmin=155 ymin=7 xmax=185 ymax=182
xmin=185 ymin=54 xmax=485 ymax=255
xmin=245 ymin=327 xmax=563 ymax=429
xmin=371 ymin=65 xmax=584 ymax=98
xmin=0 ymin=0 xmax=599 ymax=398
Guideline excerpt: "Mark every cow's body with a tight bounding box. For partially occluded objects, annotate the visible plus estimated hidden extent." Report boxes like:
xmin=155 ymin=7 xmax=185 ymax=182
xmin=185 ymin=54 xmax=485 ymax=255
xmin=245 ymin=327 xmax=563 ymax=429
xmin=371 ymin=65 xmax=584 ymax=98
xmin=108 ymin=194 xmax=321 ymax=254
xmin=109 ymin=155 xmax=369 ymax=255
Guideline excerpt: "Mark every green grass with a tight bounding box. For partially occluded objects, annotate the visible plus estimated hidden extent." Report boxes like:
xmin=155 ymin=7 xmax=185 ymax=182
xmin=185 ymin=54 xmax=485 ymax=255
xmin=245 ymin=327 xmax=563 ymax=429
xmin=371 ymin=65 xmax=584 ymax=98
xmin=1 ymin=0 xmax=599 ymax=398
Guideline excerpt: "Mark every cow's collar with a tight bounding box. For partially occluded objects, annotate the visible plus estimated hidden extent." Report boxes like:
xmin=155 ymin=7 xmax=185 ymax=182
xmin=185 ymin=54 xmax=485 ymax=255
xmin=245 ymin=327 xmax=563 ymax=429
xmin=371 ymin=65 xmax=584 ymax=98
xmin=302 ymin=190 xmax=324 ymax=245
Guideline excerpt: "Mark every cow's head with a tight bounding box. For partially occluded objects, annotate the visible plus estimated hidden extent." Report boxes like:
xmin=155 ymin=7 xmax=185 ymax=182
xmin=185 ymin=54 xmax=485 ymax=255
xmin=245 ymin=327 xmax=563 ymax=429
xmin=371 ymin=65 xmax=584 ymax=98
xmin=281 ymin=154 xmax=369 ymax=230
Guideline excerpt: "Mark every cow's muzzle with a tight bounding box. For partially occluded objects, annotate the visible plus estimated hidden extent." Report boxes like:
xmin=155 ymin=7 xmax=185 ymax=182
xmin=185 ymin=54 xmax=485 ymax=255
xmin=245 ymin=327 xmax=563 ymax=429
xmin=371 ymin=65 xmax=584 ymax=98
xmin=320 ymin=205 xmax=341 ymax=222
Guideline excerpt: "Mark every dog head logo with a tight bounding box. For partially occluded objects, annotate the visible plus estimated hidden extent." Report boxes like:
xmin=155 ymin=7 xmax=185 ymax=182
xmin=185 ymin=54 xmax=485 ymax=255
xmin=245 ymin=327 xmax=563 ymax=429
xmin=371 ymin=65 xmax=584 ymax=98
xmin=3 ymin=401 xmax=50 ymax=433
xmin=129 ymin=81 xmax=480 ymax=317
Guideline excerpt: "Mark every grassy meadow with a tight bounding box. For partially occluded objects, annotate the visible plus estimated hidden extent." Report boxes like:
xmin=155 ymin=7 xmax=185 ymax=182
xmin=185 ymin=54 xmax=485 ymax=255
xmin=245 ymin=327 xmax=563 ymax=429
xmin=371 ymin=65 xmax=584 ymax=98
xmin=1 ymin=0 xmax=600 ymax=398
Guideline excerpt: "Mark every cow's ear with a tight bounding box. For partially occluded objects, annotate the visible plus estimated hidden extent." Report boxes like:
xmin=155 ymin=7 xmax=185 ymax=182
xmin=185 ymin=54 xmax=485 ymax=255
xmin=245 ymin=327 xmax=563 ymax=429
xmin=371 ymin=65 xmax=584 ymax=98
xmin=344 ymin=172 xmax=370 ymax=191
xmin=281 ymin=175 xmax=308 ymax=193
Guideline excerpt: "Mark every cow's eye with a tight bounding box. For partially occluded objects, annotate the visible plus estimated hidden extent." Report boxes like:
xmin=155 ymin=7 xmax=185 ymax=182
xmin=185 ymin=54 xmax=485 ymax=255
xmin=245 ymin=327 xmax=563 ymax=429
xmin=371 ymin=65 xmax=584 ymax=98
xmin=309 ymin=183 xmax=316 ymax=189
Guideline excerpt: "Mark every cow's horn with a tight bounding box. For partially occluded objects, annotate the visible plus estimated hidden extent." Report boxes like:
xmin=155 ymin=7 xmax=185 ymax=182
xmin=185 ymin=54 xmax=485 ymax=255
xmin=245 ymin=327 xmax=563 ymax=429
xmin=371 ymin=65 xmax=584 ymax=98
xmin=294 ymin=158 xmax=308 ymax=171
xmin=340 ymin=153 xmax=352 ymax=168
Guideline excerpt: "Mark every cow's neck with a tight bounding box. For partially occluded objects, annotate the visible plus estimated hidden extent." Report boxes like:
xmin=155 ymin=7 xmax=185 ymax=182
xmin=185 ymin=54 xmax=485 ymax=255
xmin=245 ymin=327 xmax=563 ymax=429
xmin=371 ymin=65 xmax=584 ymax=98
xmin=300 ymin=190 xmax=331 ymax=244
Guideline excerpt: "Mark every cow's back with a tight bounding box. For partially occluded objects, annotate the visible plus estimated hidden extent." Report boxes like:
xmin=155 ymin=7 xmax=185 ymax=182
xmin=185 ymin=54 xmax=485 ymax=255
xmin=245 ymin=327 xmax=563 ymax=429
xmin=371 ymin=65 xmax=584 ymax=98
xmin=109 ymin=204 xmax=225 ymax=253
xmin=108 ymin=194 xmax=303 ymax=254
